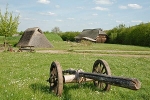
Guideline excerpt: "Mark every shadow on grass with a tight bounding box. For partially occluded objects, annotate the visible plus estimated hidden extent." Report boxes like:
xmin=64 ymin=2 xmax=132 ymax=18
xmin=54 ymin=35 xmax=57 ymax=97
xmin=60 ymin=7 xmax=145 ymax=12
xmin=29 ymin=83 xmax=75 ymax=99
xmin=29 ymin=82 xmax=105 ymax=99
xmin=61 ymin=83 xmax=105 ymax=100
xmin=61 ymin=84 xmax=79 ymax=100
xmin=80 ymin=82 xmax=107 ymax=92
xmin=29 ymin=83 xmax=50 ymax=94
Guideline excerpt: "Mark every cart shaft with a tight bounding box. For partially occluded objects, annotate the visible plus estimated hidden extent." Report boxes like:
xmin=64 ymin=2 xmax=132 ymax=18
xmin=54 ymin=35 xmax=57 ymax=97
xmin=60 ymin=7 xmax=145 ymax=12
xmin=79 ymin=72 xmax=141 ymax=90
xmin=63 ymin=72 xmax=141 ymax=90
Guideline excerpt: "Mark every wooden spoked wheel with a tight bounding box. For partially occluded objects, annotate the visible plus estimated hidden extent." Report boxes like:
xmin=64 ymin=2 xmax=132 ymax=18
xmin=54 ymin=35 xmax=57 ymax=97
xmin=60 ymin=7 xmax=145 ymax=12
xmin=49 ymin=61 xmax=63 ymax=96
xmin=92 ymin=59 xmax=111 ymax=91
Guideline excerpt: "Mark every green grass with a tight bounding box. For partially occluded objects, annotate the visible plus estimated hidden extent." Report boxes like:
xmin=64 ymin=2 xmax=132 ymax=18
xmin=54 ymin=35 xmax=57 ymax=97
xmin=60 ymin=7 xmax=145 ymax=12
xmin=0 ymin=36 xmax=21 ymax=47
xmin=44 ymin=33 xmax=63 ymax=42
xmin=0 ymin=42 xmax=150 ymax=100
xmin=50 ymin=41 xmax=149 ymax=50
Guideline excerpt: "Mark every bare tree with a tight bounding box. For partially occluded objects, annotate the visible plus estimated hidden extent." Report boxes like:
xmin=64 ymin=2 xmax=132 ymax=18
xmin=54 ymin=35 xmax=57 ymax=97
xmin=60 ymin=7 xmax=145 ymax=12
xmin=51 ymin=27 xmax=61 ymax=33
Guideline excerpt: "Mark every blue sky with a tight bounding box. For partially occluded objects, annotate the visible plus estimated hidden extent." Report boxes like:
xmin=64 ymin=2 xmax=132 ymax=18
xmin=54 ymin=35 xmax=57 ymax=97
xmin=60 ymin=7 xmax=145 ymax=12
xmin=0 ymin=0 xmax=150 ymax=32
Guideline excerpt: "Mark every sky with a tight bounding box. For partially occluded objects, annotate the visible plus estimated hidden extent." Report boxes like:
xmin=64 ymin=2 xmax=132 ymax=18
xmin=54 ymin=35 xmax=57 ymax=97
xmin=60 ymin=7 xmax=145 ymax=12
xmin=0 ymin=0 xmax=150 ymax=32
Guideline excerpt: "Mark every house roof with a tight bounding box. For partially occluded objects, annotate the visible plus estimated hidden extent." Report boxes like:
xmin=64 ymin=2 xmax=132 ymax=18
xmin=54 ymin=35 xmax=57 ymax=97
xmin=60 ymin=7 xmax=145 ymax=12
xmin=16 ymin=27 xmax=53 ymax=48
xmin=75 ymin=28 xmax=107 ymax=40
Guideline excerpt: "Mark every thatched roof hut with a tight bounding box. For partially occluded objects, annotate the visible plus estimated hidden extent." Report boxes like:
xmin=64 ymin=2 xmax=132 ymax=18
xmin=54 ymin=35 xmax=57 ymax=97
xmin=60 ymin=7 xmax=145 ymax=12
xmin=16 ymin=27 xmax=53 ymax=48
xmin=74 ymin=28 xmax=108 ymax=43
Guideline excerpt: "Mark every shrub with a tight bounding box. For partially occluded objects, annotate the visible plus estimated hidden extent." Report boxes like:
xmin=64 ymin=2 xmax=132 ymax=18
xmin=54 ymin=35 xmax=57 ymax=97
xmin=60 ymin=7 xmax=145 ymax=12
xmin=106 ymin=23 xmax=150 ymax=47
xmin=58 ymin=32 xmax=80 ymax=41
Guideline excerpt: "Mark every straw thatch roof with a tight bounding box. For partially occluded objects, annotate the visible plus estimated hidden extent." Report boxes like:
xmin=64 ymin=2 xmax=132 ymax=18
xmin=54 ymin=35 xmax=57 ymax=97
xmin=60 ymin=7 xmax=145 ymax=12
xmin=74 ymin=28 xmax=108 ymax=43
xmin=16 ymin=27 xmax=53 ymax=48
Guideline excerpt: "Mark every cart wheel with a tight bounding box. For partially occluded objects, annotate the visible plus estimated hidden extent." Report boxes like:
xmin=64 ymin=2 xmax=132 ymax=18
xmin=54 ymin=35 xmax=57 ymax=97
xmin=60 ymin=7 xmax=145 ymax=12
xmin=92 ymin=59 xmax=111 ymax=91
xmin=49 ymin=61 xmax=63 ymax=96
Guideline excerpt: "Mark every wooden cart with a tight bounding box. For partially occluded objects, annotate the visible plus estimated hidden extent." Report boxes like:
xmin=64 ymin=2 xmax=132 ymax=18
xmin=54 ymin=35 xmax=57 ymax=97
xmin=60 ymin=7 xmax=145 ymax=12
xmin=47 ymin=59 xmax=141 ymax=96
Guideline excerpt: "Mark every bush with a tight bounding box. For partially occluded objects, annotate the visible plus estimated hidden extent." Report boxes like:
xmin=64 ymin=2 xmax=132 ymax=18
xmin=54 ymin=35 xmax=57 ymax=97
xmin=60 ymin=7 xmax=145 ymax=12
xmin=106 ymin=23 xmax=150 ymax=47
xmin=0 ymin=36 xmax=21 ymax=46
xmin=58 ymin=32 xmax=80 ymax=41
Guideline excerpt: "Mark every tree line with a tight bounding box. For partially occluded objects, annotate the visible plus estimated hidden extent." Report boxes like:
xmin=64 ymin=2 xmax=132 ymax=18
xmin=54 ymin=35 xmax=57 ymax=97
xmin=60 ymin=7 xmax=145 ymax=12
xmin=106 ymin=23 xmax=150 ymax=47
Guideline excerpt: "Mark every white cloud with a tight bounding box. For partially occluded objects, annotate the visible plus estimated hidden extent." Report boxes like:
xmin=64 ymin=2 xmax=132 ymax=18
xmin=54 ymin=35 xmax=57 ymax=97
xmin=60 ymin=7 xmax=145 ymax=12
xmin=92 ymin=13 xmax=98 ymax=16
xmin=37 ymin=0 xmax=50 ymax=4
xmin=128 ymin=4 xmax=142 ymax=9
xmin=108 ymin=14 xmax=113 ymax=17
xmin=47 ymin=12 xmax=55 ymax=15
xmin=119 ymin=5 xmax=128 ymax=9
xmin=89 ymin=23 xmax=93 ymax=25
xmin=131 ymin=20 xmax=142 ymax=23
xmin=95 ymin=0 xmax=113 ymax=5
xmin=67 ymin=18 xmax=75 ymax=20
xmin=93 ymin=6 xmax=109 ymax=11
xmin=77 ymin=7 xmax=84 ymax=9
xmin=116 ymin=20 xmax=124 ymax=23
xmin=21 ymin=17 xmax=36 ymax=21
xmin=43 ymin=20 xmax=49 ymax=22
xmin=119 ymin=4 xmax=142 ymax=10
xmin=56 ymin=19 xmax=63 ymax=22
xmin=40 ymin=12 xmax=56 ymax=16
xmin=55 ymin=5 xmax=60 ymax=8
xmin=15 ymin=10 xmax=20 ymax=13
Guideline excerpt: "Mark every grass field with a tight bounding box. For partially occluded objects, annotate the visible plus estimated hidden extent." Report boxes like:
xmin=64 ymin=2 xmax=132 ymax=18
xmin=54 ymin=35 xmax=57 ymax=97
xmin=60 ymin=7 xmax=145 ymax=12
xmin=0 ymin=41 xmax=150 ymax=100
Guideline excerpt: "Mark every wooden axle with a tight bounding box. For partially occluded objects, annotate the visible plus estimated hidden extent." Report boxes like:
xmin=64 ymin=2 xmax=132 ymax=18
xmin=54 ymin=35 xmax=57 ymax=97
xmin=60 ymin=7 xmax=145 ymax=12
xmin=63 ymin=71 xmax=141 ymax=90
xmin=48 ymin=59 xmax=141 ymax=96
xmin=64 ymin=74 xmax=93 ymax=83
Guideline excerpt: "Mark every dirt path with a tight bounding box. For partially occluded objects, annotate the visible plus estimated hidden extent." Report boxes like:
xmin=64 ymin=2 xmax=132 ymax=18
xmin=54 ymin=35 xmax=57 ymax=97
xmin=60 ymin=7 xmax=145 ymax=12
xmin=36 ymin=50 xmax=150 ymax=58
xmin=36 ymin=50 xmax=68 ymax=54
xmin=0 ymin=47 xmax=149 ymax=58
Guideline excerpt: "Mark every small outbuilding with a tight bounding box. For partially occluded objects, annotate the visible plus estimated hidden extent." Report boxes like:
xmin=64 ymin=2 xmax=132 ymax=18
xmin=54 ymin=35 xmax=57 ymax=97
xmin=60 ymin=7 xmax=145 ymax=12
xmin=16 ymin=27 xmax=53 ymax=48
xmin=74 ymin=28 xmax=108 ymax=43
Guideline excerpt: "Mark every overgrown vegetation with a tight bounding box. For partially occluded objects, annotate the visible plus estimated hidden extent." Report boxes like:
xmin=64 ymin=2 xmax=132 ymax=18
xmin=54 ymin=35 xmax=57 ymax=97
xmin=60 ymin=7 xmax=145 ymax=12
xmin=58 ymin=31 xmax=80 ymax=41
xmin=106 ymin=23 xmax=150 ymax=47
xmin=0 ymin=36 xmax=20 ymax=46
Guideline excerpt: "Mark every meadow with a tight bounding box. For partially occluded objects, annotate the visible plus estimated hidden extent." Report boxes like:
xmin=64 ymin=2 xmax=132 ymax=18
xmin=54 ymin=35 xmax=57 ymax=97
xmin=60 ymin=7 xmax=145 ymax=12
xmin=0 ymin=40 xmax=150 ymax=100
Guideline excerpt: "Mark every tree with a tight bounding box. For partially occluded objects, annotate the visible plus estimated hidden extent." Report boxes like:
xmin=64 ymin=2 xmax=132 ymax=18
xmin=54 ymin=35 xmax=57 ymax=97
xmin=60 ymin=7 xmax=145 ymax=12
xmin=51 ymin=27 xmax=61 ymax=33
xmin=0 ymin=5 xmax=19 ymax=51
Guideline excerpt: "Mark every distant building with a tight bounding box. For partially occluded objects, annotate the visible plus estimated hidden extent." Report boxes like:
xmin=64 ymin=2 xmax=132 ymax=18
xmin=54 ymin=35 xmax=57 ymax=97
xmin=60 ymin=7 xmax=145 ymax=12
xmin=74 ymin=28 xmax=108 ymax=43
xmin=16 ymin=27 xmax=53 ymax=48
